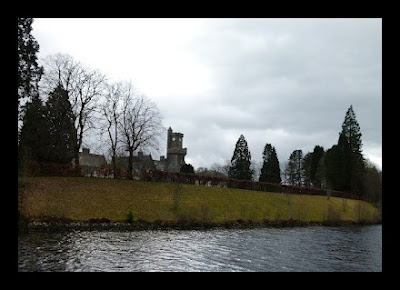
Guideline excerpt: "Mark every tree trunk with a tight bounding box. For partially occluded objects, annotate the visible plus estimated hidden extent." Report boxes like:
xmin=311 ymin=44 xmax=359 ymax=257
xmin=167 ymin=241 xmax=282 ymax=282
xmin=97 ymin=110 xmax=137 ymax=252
xmin=112 ymin=155 xmax=118 ymax=179
xmin=112 ymin=152 xmax=118 ymax=179
xmin=128 ymin=149 xmax=134 ymax=180
xmin=74 ymin=146 xmax=80 ymax=176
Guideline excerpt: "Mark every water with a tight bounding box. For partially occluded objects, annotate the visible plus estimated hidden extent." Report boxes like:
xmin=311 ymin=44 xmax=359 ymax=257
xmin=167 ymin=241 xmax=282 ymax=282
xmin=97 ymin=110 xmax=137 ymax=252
xmin=18 ymin=225 xmax=382 ymax=272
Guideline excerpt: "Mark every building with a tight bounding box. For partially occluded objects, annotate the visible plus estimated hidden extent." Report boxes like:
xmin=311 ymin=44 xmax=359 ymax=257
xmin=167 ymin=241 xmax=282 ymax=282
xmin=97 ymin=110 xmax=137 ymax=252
xmin=114 ymin=151 xmax=156 ymax=175
xmin=155 ymin=127 xmax=187 ymax=172
xmin=76 ymin=148 xmax=107 ymax=177
xmin=75 ymin=127 xmax=187 ymax=178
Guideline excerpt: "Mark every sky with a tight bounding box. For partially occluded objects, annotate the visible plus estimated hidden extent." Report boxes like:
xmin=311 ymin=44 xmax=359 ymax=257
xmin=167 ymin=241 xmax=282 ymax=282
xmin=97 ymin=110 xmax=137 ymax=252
xmin=32 ymin=18 xmax=382 ymax=171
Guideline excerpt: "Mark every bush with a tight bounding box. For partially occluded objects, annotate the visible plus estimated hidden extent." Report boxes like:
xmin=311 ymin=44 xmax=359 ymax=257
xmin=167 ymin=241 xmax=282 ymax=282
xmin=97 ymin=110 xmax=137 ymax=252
xmin=126 ymin=210 xmax=134 ymax=224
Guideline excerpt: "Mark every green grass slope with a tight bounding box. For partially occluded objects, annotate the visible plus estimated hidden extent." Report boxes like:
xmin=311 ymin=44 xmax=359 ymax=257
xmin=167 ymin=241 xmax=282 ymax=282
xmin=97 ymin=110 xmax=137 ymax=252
xmin=18 ymin=177 xmax=381 ymax=227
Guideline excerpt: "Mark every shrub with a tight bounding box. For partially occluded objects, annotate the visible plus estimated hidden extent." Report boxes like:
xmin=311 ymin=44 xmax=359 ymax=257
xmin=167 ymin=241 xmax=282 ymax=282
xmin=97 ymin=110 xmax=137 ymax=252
xmin=126 ymin=210 xmax=134 ymax=224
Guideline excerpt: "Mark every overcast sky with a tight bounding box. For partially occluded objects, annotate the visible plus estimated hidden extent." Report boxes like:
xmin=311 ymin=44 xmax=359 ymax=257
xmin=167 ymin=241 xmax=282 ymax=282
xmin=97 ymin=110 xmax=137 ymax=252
xmin=32 ymin=18 xmax=382 ymax=171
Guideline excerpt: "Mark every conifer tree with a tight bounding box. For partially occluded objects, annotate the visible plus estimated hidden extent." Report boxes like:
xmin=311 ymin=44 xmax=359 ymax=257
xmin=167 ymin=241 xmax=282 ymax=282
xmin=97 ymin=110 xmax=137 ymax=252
xmin=228 ymin=135 xmax=253 ymax=180
xmin=340 ymin=105 xmax=365 ymax=195
xmin=324 ymin=133 xmax=351 ymax=192
xmin=44 ymin=84 xmax=77 ymax=164
xmin=259 ymin=143 xmax=281 ymax=184
xmin=18 ymin=95 xmax=49 ymax=167
xmin=302 ymin=152 xmax=312 ymax=187
xmin=18 ymin=18 xmax=43 ymax=119
xmin=310 ymin=145 xmax=324 ymax=187
xmin=341 ymin=105 xmax=362 ymax=155
xmin=324 ymin=106 xmax=366 ymax=195
xmin=180 ymin=163 xmax=194 ymax=174
xmin=302 ymin=146 xmax=325 ymax=188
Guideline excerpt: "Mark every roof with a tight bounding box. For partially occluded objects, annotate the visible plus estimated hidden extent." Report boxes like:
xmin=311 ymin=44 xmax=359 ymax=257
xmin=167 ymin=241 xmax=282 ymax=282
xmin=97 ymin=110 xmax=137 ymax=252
xmin=113 ymin=154 xmax=155 ymax=170
xmin=79 ymin=152 xmax=107 ymax=168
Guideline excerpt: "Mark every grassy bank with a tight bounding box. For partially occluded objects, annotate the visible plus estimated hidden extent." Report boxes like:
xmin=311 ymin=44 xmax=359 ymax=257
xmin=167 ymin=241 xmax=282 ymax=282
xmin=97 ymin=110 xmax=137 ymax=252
xmin=18 ymin=177 xmax=381 ymax=229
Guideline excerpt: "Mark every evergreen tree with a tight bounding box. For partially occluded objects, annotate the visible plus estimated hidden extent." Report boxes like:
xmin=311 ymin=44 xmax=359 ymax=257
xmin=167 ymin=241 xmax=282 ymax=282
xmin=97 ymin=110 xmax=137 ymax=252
xmin=228 ymin=135 xmax=253 ymax=180
xmin=259 ymin=143 xmax=281 ymax=184
xmin=302 ymin=152 xmax=312 ymax=187
xmin=314 ymin=153 xmax=327 ymax=188
xmin=285 ymin=149 xmax=303 ymax=186
xmin=309 ymin=145 xmax=324 ymax=187
xmin=18 ymin=18 xmax=43 ymax=118
xmin=362 ymin=161 xmax=382 ymax=204
xmin=324 ymin=106 xmax=366 ymax=195
xmin=341 ymin=105 xmax=362 ymax=155
xmin=324 ymin=133 xmax=351 ymax=191
xmin=340 ymin=105 xmax=365 ymax=195
xmin=180 ymin=163 xmax=194 ymax=174
xmin=19 ymin=95 xmax=49 ymax=167
xmin=44 ymin=84 xmax=77 ymax=164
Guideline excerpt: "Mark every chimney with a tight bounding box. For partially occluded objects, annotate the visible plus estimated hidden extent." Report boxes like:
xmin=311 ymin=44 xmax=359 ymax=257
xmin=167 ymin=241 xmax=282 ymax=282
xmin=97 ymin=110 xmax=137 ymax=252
xmin=138 ymin=151 xmax=143 ymax=157
xmin=82 ymin=148 xmax=90 ymax=154
xmin=160 ymin=156 xmax=165 ymax=161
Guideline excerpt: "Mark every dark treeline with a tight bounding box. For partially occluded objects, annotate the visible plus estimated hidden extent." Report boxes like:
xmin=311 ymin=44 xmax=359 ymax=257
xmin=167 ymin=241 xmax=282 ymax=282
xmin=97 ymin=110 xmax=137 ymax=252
xmin=221 ymin=105 xmax=381 ymax=205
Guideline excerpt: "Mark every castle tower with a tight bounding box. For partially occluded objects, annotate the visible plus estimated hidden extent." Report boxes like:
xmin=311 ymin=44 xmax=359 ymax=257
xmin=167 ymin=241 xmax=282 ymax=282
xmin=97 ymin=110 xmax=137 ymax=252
xmin=166 ymin=127 xmax=187 ymax=172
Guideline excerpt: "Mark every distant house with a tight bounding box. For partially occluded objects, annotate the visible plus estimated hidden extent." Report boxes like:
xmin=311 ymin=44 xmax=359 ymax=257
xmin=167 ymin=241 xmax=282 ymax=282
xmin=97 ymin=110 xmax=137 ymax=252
xmin=71 ymin=127 xmax=188 ymax=179
xmin=113 ymin=151 xmax=156 ymax=179
xmin=74 ymin=148 xmax=107 ymax=177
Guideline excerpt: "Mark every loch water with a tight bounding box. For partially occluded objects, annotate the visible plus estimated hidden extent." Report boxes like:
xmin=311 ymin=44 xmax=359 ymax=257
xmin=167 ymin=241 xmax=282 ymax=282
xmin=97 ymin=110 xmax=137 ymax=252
xmin=18 ymin=225 xmax=382 ymax=272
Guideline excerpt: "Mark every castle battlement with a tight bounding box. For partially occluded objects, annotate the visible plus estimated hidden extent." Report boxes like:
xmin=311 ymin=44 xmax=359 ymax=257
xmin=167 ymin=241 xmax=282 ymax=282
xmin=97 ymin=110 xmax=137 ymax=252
xmin=156 ymin=127 xmax=187 ymax=172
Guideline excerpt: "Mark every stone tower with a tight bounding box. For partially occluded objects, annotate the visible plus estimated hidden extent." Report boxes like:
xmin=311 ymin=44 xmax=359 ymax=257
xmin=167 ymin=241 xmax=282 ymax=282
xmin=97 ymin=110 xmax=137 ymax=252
xmin=166 ymin=127 xmax=187 ymax=172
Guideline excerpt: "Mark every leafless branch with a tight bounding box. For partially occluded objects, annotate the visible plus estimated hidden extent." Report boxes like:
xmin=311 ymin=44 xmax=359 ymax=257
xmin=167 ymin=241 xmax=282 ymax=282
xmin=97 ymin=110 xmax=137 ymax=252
xmin=40 ymin=53 xmax=107 ymax=167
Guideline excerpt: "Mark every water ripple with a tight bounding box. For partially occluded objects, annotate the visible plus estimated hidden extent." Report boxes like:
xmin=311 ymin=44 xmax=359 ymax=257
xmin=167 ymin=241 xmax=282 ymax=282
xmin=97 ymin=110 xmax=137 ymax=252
xmin=18 ymin=225 xmax=382 ymax=272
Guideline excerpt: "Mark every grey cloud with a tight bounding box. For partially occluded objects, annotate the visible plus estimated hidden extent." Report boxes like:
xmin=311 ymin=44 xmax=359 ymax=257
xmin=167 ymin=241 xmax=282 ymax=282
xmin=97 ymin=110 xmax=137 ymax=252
xmin=33 ymin=18 xmax=381 ymax=170
xmin=171 ymin=19 xmax=381 ymax=168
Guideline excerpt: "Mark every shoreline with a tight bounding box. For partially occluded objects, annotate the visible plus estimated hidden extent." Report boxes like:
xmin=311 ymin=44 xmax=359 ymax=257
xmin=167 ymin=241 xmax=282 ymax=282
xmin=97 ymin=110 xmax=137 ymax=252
xmin=19 ymin=218 xmax=381 ymax=233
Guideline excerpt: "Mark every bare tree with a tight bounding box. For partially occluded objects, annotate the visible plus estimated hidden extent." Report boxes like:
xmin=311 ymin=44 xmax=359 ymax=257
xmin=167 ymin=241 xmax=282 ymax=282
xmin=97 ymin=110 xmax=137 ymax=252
xmin=101 ymin=82 xmax=124 ymax=178
xmin=119 ymin=83 xmax=163 ymax=179
xmin=210 ymin=161 xmax=230 ymax=178
xmin=285 ymin=149 xmax=303 ymax=186
xmin=40 ymin=53 xmax=106 ymax=170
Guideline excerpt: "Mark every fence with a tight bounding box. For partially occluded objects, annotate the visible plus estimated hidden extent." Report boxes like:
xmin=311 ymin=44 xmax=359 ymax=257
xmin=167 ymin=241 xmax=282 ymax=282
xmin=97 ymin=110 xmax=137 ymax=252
xmin=19 ymin=161 xmax=363 ymax=201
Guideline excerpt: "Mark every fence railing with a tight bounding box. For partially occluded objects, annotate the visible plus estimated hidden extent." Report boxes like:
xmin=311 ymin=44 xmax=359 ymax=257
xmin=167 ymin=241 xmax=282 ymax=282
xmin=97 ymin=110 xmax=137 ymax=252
xmin=19 ymin=161 xmax=364 ymax=201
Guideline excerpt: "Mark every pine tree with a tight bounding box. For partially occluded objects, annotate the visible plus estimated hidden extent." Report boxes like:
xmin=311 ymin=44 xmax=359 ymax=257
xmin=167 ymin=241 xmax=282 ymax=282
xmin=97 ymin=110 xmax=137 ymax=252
xmin=18 ymin=18 xmax=43 ymax=119
xmin=362 ymin=161 xmax=382 ymax=204
xmin=340 ymin=105 xmax=365 ymax=195
xmin=19 ymin=95 xmax=49 ymax=167
xmin=324 ymin=133 xmax=351 ymax=192
xmin=180 ymin=163 xmax=194 ymax=174
xmin=302 ymin=152 xmax=312 ymax=187
xmin=44 ymin=84 xmax=77 ymax=164
xmin=309 ymin=145 xmax=324 ymax=187
xmin=341 ymin=105 xmax=362 ymax=155
xmin=314 ymin=153 xmax=327 ymax=188
xmin=259 ymin=143 xmax=281 ymax=184
xmin=302 ymin=146 xmax=326 ymax=188
xmin=324 ymin=106 xmax=365 ymax=195
xmin=228 ymin=135 xmax=253 ymax=180
xmin=285 ymin=149 xmax=303 ymax=186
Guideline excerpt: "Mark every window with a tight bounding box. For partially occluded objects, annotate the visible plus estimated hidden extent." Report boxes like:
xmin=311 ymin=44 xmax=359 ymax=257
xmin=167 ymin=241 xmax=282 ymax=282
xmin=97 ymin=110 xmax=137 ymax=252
xmin=179 ymin=138 xmax=182 ymax=142
xmin=172 ymin=137 xmax=176 ymax=141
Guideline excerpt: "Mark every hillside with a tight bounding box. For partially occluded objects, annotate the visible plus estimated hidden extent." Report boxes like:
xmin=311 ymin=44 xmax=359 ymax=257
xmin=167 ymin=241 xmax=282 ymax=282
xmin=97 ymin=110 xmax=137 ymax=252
xmin=18 ymin=177 xmax=381 ymax=229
